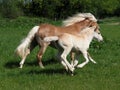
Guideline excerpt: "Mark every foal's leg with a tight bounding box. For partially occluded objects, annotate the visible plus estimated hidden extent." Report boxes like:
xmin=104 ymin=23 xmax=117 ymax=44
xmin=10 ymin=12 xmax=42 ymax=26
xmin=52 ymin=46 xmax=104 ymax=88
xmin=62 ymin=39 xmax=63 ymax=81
xmin=70 ymin=52 xmax=75 ymax=67
xmin=77 ymin=51 xmax=89 ymax=68
xmin=87 ymin=53 xmax=96 ymax=64
xmin=61 ymin=47 xmax=75 ymax=72
xmin=57 ymin=51 xmax=68 ymax=71
xmin=19 ymin=48 xmax=30 ymax=68
xmin=37 ymin=42 xmax=50 ymax=68
xmin=71 ymin=52 xmax=80 ymax=67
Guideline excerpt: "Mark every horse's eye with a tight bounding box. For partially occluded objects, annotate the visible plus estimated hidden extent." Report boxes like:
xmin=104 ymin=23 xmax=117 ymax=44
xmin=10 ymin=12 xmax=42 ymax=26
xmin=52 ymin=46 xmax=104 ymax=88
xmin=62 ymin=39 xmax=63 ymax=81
xmin=98 ymin=32 xmax=101 ymax=34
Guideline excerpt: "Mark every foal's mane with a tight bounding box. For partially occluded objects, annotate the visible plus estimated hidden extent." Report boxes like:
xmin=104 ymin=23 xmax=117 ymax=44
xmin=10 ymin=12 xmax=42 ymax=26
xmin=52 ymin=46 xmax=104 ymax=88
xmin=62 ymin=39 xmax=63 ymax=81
xmin=62 ymin=13 xmax=97 ymax=26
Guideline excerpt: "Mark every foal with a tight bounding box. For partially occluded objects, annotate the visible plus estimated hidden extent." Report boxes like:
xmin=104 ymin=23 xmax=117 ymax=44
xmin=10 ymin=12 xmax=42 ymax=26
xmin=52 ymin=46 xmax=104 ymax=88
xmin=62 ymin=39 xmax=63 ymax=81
xmin=44 ymin=26 xmax=103 ymax=72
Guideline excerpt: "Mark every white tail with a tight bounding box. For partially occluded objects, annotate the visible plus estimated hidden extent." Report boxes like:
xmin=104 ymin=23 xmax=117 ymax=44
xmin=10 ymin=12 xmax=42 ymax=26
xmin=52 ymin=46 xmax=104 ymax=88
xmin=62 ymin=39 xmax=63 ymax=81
xmin=15 ymin=26 xmax=39 ymax=58
xmin=44 ymin=36 xmax=59 ymax=42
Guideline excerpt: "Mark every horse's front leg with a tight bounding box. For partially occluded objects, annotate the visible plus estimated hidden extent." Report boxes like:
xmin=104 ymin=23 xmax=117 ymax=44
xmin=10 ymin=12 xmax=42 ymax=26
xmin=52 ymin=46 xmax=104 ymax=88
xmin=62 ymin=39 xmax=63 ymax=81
xmin=57 ymin=51 xmax=68 ymax=71
xmin=37 ymin=42 xmax=50 ymax=68
xmin=87 ymin=53 xmax=96 ymax=64
xmin=77 ymin=51 xmax=89 ymax=68
xmin=61 ymin=47 xmax=75 ymax=73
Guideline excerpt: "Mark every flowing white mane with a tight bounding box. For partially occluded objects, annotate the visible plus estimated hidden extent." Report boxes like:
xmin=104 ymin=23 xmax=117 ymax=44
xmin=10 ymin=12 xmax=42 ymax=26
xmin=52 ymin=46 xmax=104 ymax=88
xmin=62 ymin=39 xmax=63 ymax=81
xmin=63 ymin=13 xmax=97 ymax=26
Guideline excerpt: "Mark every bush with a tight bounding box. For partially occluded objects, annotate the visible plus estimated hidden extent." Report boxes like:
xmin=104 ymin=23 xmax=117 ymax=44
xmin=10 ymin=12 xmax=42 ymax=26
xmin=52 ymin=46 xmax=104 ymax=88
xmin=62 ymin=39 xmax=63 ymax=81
xmin=0 ymin=0 xmax=120 ymax=19
xmin=0 ymin=0 xmax=23 ymax=19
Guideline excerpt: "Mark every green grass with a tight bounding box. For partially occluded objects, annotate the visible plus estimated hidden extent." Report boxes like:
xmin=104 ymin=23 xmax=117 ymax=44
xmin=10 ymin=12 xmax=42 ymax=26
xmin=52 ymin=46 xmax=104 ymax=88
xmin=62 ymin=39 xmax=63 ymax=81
xmin=0 ymin=17 xmax=120 ymax=90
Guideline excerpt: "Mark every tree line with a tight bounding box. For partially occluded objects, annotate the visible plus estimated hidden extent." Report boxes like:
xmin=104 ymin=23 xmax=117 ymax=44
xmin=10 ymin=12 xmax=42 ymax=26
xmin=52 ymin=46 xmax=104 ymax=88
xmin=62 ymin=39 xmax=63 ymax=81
xmin=0 ymin=0 xmax=120 ymax=19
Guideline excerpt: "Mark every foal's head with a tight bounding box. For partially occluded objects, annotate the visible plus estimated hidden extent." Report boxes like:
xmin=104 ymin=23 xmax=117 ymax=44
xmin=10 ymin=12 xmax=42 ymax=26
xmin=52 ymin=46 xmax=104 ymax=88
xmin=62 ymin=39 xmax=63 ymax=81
xmin=82 ymin=26 xmax=103 ymax=42
xmin=91 ymin=26 xmax=103 ymax=42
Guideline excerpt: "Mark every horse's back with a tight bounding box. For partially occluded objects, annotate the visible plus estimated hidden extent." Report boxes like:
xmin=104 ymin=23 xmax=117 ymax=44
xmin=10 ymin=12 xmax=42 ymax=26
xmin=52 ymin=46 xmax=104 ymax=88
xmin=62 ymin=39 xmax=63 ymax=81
xmin=37 ymin=24 xmax=59 ymax=38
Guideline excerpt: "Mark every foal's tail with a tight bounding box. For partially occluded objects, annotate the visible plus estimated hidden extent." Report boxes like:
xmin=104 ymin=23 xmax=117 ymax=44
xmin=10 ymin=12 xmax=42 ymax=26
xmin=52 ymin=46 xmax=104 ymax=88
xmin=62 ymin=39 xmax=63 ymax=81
xmin=44 ymin=36 xmax=59 ymax=42
xmin=15 ymin=26 xmax=40 ymax=58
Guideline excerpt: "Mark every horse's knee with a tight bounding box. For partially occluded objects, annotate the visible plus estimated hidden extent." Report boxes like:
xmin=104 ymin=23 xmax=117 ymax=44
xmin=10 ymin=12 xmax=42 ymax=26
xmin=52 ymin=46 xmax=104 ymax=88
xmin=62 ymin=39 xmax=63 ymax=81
xmin=61 ymin=54 xmax=66 ymax=60
xmin=26 ymin=49 xmax=30 ymax=55
xmin=37 ymin=54 xmax=42 ymax=60
xmin=37 ymin=53 xmax=44 ymax=68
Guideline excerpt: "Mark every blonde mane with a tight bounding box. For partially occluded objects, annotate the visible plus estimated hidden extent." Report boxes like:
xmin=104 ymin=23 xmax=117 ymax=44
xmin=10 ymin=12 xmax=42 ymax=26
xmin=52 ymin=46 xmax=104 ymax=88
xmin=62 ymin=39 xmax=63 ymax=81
xmin=63 ymin=13 xmax=97 ymax=26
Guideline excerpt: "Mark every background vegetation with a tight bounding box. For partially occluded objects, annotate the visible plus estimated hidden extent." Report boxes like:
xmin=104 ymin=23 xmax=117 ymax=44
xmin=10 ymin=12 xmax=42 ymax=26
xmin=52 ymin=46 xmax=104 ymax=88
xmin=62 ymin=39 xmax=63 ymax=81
xmin=0 ymin=0 xmax=120 ymax=19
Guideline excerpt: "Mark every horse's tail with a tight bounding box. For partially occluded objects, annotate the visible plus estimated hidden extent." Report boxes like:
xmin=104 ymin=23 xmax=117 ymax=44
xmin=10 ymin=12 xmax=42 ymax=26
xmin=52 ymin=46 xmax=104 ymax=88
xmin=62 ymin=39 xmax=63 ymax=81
xmin=15 ymin=26 xmax=40 ymax=58
xmin=44 ymin=36 xmax=59 ymax=42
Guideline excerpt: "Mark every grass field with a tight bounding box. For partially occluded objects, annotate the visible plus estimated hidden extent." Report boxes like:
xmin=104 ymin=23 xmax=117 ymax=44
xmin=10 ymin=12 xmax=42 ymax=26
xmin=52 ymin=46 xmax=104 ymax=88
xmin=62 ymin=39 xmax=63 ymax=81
xmin=0 ymin=17 xmax=120 ymax=90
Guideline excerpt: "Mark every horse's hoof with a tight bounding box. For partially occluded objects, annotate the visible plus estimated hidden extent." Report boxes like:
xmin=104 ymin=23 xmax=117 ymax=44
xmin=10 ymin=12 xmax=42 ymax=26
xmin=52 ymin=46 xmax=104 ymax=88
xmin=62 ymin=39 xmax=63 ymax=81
xmin=19 ymin=66 xmax=23 ymax=69
xmin=19 ymin=64 xmax=23 ymax=69
xmin=40 ymin=65 xmax=45 ymax=69
xmin=71 ymin=73 xmax=74 ymax=76
xmin=77 ymin=64 xmax=83 ymax=68
xmin=70 ymin=70 xmax=74 ymax=76
xmin=39 ymin=63 xmax=45 ymax=69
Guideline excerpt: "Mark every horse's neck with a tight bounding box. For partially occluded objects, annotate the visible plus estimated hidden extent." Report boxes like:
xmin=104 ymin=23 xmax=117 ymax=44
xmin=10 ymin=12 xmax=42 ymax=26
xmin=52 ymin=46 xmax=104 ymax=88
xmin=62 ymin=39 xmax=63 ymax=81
xmin=75 ymin=20 xmax=92 ymax=29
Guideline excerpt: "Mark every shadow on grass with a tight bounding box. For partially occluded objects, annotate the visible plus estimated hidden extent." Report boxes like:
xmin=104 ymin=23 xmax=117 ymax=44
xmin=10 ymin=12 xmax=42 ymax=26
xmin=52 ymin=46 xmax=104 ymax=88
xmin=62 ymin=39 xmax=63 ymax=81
xmin=4 ymin=61 xmax=19 ymax=69
xmin=28 ymin=68 xmax=67 ymax=75
xmin=4 ymin=58 xmax=58 ymax=69
xmin=4 ymin=59 xmax=74 ymax=75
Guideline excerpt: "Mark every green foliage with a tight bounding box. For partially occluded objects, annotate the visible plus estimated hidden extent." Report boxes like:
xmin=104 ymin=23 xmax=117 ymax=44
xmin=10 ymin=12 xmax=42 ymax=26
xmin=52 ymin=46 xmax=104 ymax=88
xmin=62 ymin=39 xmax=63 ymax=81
xmin=94 ymin=0 xmax=120 ymax=18
xmin=0 ymin=0 xmax=23 ymax=18
xmin=0 ymin=0 xmax=120 ymax=19
xmin=22 ymin=0 xmax=120 ymax=19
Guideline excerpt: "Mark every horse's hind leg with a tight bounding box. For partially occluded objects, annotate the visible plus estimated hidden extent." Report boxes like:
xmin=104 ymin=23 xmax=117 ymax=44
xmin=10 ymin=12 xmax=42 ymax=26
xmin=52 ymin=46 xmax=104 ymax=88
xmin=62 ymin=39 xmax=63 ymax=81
xmin=19 ymin=48 xmax=30 ymax=68
xmin=37 ymin=42 xmax=49 ymax=68
xmin=70 ymin=52 xmax=75 ymax=66
xmin=70 ymin=52 xmax=80 ymax=67
xmin=19 ymin=56 xmax=26 ymax=68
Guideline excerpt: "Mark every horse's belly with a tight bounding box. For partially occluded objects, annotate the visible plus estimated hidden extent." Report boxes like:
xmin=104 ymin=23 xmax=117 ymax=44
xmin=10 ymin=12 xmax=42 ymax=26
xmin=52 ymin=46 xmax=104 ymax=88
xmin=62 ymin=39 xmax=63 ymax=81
xmin=49 ymin=41 xmax=62 ymax=49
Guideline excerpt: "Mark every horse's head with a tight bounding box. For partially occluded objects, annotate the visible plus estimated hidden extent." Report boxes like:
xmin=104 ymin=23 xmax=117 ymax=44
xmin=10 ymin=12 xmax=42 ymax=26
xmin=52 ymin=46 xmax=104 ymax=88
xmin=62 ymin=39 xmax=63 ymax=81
xmin=90 ymin=26 xmax=103 ymax=42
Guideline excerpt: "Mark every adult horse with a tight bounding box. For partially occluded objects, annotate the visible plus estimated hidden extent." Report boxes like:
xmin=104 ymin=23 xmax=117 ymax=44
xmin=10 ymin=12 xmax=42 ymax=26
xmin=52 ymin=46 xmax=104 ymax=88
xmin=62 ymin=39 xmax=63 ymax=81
xmin=15 ymin=13 xmax=99 ymax=68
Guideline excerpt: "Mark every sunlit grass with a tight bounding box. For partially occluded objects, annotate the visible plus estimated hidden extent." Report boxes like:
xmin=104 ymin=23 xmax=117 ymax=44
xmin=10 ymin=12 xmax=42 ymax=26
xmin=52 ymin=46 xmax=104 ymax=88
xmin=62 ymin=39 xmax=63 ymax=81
xmin=0 ymin=17 xmax=120 ymax=90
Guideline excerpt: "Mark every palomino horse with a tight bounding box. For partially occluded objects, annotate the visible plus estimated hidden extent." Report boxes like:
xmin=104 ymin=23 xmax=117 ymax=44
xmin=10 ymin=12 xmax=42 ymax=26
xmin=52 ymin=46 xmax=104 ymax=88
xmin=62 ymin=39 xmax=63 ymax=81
xmin=44 ymin=26 xmax=103 ymax=73
xmin=15 ymin=13 xmax=99 ymax=68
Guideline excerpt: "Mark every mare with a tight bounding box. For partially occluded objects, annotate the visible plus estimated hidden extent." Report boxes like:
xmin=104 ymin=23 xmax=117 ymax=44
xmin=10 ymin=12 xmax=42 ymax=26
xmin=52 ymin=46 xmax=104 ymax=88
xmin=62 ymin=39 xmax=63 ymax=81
xmin=15 ymin=13 xmax=99 ymax=69
xmin=44 ymin=26 xmax=103 ymax=73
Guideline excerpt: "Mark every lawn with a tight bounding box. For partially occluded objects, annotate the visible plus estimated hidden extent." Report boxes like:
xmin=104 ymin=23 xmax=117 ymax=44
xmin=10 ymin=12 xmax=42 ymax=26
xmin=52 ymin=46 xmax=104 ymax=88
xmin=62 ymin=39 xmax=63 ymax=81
xmin=0 ymin=17 xmax=120 ymax=90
